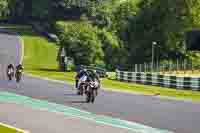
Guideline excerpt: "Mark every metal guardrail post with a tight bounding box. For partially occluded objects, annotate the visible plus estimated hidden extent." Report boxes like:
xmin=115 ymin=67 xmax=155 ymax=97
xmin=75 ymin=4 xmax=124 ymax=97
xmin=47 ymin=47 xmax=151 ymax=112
xmin=144 ymin=63 xmax=147 ymax=73
xmin=135 ymin=64 xmax=137 ymax=72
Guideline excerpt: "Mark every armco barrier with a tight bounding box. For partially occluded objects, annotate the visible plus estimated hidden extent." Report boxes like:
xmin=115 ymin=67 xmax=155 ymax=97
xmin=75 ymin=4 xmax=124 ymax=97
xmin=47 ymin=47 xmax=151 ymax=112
xmin=116 ymin=70 xmax=200 ymax=90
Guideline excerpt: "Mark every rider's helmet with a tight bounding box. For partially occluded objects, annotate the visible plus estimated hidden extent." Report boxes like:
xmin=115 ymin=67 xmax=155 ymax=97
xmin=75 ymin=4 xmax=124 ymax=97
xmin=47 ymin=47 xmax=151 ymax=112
xmin=8 ymin=64 xmax=12 ymax=67
xmin=83 ymin=69 xmax=88 ymax=75
xmin=16 ymin=64 xmax=23 ymax=70
xmin=7 ymin=64 xmax=13 ymax=70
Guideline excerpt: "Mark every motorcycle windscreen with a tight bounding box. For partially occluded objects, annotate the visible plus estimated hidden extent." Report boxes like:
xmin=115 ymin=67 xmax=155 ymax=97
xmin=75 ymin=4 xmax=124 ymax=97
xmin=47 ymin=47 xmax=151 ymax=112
xmin=79 ymin=75 xmax=87 ymax=82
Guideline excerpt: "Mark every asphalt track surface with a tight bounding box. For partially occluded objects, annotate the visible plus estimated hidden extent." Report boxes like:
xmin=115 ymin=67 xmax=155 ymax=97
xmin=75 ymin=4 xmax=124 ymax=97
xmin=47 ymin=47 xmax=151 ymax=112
xmin=0 ymin=102 xmax=132 ymax=133
xmin=0 ymin=31 xmax=200 ymax=133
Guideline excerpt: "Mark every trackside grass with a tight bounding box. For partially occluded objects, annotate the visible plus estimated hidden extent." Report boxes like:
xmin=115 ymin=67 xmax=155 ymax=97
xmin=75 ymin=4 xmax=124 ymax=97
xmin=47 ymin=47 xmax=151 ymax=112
xmin=1 ymin=24 xmax=200 ymax=102
xmin=102 ymin=79 xmax=200 ymax=101
xmin=0 ymin=24 xmax=58 ymax=72
xmin=0 ymin=124 xmax=23 ymax=133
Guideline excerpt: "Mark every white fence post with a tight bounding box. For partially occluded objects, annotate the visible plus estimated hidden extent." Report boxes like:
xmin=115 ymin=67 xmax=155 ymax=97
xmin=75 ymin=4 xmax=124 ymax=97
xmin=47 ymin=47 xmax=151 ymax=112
xmin=135 ymin=64 xmax=137 ymax=72
xmin=176 ymin=59 xmax=179 ymax=71
xmin=157 ymin=61 xmax=159 ymax=73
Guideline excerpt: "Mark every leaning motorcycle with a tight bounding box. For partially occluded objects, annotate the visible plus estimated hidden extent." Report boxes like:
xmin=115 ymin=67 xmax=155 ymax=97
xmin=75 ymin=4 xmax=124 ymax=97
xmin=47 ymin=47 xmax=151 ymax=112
xmin=7 ymin=68 xmax=14 ymax=81
xmin=15 ymin=69 xmax=22 ymax=83
xmin=85 ymin=80 xmax=99 ymax=103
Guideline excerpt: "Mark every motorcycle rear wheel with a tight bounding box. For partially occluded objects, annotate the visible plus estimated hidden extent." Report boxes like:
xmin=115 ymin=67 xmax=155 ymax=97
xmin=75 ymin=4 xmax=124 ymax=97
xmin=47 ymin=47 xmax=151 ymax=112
xmin=16 ymin=73 xmax=21 ymax=83
xmin=8 ymin=76 xmax=12 ymax=81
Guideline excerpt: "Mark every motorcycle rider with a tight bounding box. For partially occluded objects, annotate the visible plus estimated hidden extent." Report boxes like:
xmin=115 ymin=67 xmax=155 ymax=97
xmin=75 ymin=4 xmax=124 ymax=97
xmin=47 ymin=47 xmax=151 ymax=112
xmin=16 ymin=64 xmax=24 ymax=71
xmin=15 ymin=64 xmax=23 ymax=81
xmin=7 ymin=64 xmax=14 ymax=80
xmin=88 ymin=70 xmax=100 ymax=96
xmin=91 ymin=70 xmax=100 ymax=82
xmin=75 ymin=69 xmax=89 ymax=95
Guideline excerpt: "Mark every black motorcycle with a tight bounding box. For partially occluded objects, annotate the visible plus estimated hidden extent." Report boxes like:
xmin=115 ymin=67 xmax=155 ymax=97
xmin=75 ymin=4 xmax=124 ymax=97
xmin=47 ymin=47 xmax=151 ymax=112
xmin=85 ymin=80 xmax=99 ymax=103
xmin=77 ymin=75 xmax=88 ymax=95
xmin=15 ymin=69 xmax=22 ymax=83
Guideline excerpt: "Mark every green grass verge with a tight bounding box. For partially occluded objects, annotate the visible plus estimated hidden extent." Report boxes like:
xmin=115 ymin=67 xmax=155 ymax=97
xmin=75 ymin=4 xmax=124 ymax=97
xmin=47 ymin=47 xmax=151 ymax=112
xmin=2 ymin=24 xmax=200 ymax=102
xmin=0 ymin=124 xmax=22 ymax=133
xmin=0 ymin=24 xmax=58 ymax=72
xmin=102 ymin=79 xmax=200 ymax=101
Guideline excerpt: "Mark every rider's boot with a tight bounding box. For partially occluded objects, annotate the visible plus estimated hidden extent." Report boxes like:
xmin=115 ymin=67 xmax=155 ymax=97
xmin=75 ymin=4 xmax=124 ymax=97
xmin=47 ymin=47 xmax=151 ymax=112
xmin=77 ymin=87 xmax=81 ymax=95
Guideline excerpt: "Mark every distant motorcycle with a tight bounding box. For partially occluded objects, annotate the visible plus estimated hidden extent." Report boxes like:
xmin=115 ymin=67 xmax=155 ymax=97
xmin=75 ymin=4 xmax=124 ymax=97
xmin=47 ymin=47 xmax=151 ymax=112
xmin=15 ymin=69 xmax=22 ymax=83
xmin=7 ymin=68 xmax=14 ymax=81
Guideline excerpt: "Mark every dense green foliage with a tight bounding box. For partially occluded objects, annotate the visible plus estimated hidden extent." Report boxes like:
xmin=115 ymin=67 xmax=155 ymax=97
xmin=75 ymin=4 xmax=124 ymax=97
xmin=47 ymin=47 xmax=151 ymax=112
xmin=127 ymin=0 xmax=200 ymax=63
xmin=56 ymin=21 xmax=125 ymax=69
xmin=6 ymin=0 xmax=106 ymax=20
xmin=56 ymin=21 xmax=104 ymax=65
xmin=0 ymin=0 xmax=9 ymax=18
xmin=1 ymin=0 xmax=200 ymax=69
xmin=88 ymin=0 xmax=200 ymax=66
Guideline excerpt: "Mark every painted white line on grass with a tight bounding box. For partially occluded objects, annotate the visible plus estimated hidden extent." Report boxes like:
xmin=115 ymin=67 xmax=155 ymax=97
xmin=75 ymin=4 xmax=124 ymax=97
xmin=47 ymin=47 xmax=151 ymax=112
xmin=0 ymin=122 xmax=30 ymax=133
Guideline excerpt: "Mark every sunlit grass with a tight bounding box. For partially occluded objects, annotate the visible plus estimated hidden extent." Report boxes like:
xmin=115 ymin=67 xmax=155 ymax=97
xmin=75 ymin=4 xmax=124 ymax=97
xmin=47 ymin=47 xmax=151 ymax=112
xmin=0 ymin=124 xmax=23 ymax=133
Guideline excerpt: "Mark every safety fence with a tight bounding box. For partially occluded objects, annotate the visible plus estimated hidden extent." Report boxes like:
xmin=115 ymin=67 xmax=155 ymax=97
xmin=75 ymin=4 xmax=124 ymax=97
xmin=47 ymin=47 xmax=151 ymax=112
xmin=117 ymin=61 xmax=198 ymax=72
xmin=116 ymin=70 xmax=200 ymax=90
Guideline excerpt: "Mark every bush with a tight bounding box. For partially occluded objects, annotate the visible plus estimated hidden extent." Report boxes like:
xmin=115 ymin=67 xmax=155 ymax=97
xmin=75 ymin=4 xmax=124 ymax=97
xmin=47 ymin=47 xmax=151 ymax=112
xmin=56 ymin=21 xmax=125 ymax=70
xmin=56 ymin=21 xmax=104 ymax=66
xmin=67 ymin=63 xmax=76 ymax=71
xmin=98 ymin=29 xmax=122 ymax=70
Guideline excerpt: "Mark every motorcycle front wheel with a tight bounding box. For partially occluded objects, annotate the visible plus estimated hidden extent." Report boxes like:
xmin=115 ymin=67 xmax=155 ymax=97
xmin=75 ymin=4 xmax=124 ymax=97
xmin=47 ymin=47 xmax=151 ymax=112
xmin=8 ymin=75 xmax=12 ymax=81
xmin=91 ymin=91 xmax=95 ymax=103
xmin=86 ymin=92 xmax=91 ymax=103
xmin=16 ymin=73 xmax=21 ymax=83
